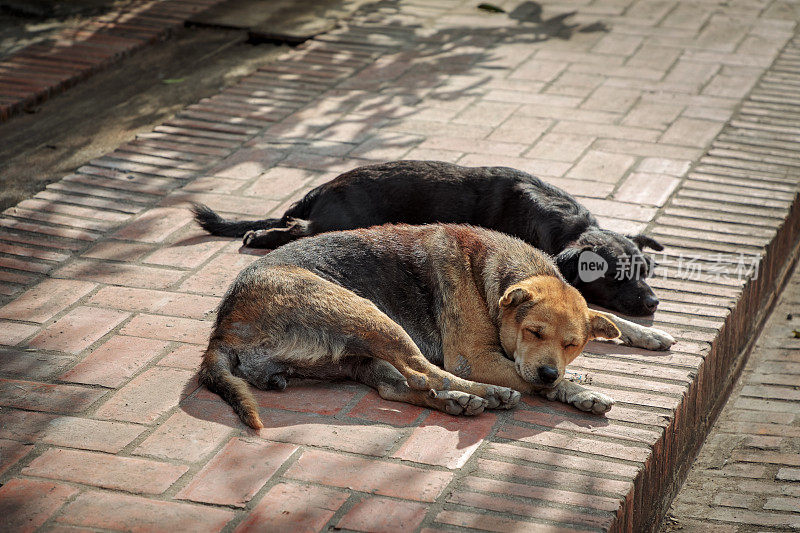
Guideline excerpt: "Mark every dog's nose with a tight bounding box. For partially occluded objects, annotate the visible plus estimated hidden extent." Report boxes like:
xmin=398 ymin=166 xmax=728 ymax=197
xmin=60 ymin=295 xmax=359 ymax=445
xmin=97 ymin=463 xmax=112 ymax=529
xmin=537 ymin=365 xmax=559 ymax=384
xmin=643 ymin=295 xmax=659 ymax=313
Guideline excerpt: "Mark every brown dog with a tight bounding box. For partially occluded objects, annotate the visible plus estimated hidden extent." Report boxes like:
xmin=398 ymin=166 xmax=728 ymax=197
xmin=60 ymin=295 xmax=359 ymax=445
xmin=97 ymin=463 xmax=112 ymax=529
xmin=200 ymin=224 xmax=638 ymax=429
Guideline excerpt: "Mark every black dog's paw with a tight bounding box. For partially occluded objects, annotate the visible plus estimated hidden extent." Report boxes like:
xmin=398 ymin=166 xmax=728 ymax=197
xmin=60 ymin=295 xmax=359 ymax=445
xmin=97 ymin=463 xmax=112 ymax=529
xmin=242 ymin=230 xmax=259 ymax=247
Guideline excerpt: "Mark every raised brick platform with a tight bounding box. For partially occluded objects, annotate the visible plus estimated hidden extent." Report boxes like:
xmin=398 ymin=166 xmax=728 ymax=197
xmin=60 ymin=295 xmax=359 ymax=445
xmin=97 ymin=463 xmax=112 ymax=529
xmin=0 ymin=0 xmax=798 ymax=531
xmin=0 ymin=0 xmax=226 ymax=122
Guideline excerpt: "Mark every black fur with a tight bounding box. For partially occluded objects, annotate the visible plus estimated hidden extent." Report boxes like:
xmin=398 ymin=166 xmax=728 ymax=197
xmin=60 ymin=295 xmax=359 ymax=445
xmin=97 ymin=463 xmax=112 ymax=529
xmin=194 ymin=160 xmax=664 ymax=316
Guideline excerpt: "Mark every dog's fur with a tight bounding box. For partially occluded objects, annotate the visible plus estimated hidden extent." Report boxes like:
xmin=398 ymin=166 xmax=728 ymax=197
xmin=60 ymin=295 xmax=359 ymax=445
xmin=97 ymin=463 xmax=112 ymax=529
xmin=200 ymin=224 xmax=673 ymax=429
xmin=194 ymin=160 xmax=664 ymax=316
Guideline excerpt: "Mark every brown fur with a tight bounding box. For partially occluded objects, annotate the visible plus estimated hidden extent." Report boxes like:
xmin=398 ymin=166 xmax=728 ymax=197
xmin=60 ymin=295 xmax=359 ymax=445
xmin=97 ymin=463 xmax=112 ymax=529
xmin=200 ymin=224 xmax=621 ymax=428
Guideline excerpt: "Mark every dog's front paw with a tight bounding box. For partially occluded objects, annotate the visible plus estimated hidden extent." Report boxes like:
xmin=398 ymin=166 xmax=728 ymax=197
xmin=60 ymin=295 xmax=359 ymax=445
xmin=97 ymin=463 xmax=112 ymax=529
xmin=623 ymin=326 xmax=675 ymax=351
xmin=242 ymin=230 xmax=260 ymax=247
xmin=542 ymin=381 xmax=614 ymax=415
xmin=570 ymin=389 xmax=615 ymax=414
xmin=429 ymin=390 xmax=487 ymax=415
xmin=484 ymin=385 xmax=521 ymax=410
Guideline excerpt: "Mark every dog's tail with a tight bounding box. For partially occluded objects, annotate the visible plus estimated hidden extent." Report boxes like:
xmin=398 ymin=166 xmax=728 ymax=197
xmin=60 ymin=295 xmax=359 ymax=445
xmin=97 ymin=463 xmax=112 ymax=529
xmin=192 ymin=203 xmax=284 ymax=238
xmin=199 ymin=342 xmax=263 ymax=429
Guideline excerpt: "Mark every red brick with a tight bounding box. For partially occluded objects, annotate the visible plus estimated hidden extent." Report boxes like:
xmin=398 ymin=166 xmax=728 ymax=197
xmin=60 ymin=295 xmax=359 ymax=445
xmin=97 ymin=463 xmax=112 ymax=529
xmin=0 ymin=217 xmax=101 ymax=241
xmin=614 ymin=173 xmax=681 ymax=206
xmin=162 ymin=191 xmax=280 ymax=217
xmin=497 ymin=424 xmax=651 ymax=463
xmin=460 ymin=476 xmax=622 ymax=512
xmin=477 ymin=458 xmax=632 ymax=497
xmin=245 ymin=167 xmax=318 ymax=199
xmin=0 ymin=239 xmax=71 ymax=262
xmin=436 ymin=510 xmax=576 ymax=533
xmin=53 ymin=259 xmax=184 ymax=289
xmin=134 ymin=410 xmax=233 ymax=462
xmin=336 ymin=496 xmax=428 ymax=532
xmin=179 ymin=253 xmax=259 ymax=296
xmin=393 ymin=411 xmax=497 ymax=469
xmin=143 ymin=238 xmax=228 ymax=269
xmin=0 ymin=478 xmax=78 ymax=533
xmin=56 ymin=490 xmax=234 ymax=532
xmin=346 ymin=389 xmax=426 ymax=426
xmin=196 ymin=381 xmax=358 ymax=416
xmin=0 ymin=254 xmax=55 ymax=274
xmin=0 ymin=347 xmax=73 ymax=380
xmin=27 ymin=306 xmax=129 ymax=354
xmin=82 ymin=239 xmax=154 ymax=261
xmin=119 ymin=314 xmax=210 ymax=344
xmin=88 ymin=286 xmax=220 ymax=320
xmin=254 ymin=409 xmax=406 ymax=456
xmin=176 ymin=438 xmax=297 ymax=507
xmin=23 ymin=448 xmax=188 ymax=494
xmin=447 ymin=491 xmax=614 ymax=530
xmin=0 ymin=438 xmax=33 ymax=475
xmin=0 ymin=408 xmax=144 ymax=453
xmin=60 ymin=335 xmax=170 ymax=387
xmin=0 ymin=378 xmax=104 ymax=414
xmin=486 ymin=442 xmax=641 ymax=478
xmin=285 ymin=449 xmax=452 ymax=502
xmin=157 ymin=343 xmax=205 ymax=370
xmin=579 ymin=197 xmax=658 ymax=222
xmin=95 ymin=367 xmax=198 ymax=424
xmin=235 ymin=482 xmax=348 ymax=533
xmin=17 ymin=198 xmax=130 ymax=223
xmin=0 ymin=321 xmax=40 ymax=346
xmin=514 ymin=407 xmax=662 ymax=445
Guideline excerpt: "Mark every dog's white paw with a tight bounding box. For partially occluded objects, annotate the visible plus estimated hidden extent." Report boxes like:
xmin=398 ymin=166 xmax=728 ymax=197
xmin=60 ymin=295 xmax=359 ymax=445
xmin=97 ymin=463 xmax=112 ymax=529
xmin=541 ymin=381 xmax=614 ymax=415
xmin=622 ymin=326 xmax=675 ymax=351
xmin=545 ymin=387 xmax=614 ymax=414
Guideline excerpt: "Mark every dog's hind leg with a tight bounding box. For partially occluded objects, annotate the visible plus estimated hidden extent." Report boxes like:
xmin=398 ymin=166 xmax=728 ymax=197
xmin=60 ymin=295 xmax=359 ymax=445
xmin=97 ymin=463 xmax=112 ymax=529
xmin=242 ymin=218 xmax=312 ymax=249
xmin=353 ymin=359 xmax=488 ymax=415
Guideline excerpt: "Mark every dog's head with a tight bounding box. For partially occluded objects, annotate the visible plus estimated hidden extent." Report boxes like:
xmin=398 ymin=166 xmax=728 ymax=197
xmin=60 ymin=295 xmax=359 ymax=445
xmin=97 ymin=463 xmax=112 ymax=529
xmin=498 ymin=276 xmax=620 ymax=389
xmin=556 ymin=230 xmax=663 ymax=316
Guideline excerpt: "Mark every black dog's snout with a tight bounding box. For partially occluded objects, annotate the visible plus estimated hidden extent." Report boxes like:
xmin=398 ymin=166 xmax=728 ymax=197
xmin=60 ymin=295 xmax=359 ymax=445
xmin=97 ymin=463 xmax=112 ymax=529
xmin=643 ymin=294 xmax=659 ymax=313
xmin=537 ymin=365 xmax=559 ymax=384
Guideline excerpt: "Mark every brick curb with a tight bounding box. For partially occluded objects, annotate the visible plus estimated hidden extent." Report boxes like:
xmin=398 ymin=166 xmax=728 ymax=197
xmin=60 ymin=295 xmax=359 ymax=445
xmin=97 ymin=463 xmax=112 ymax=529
xmin=0 ymin=0 xmax=225 ymax=123
xmin=0 ymin=1 xmax=798 ymax=531
xmin=630 ymin=37 xmax=800 ymax=529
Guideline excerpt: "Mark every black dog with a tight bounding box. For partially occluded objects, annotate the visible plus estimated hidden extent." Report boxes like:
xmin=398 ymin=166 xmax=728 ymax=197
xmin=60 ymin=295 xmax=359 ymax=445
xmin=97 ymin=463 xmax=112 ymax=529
xmin=194 ymin=160 xmax=663 ymax=316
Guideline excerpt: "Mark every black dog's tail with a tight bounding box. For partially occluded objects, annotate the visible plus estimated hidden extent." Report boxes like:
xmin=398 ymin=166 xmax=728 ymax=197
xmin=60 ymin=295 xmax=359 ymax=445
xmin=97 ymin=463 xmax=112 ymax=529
xmin=192 ymin=203 xmax=284 ymax=237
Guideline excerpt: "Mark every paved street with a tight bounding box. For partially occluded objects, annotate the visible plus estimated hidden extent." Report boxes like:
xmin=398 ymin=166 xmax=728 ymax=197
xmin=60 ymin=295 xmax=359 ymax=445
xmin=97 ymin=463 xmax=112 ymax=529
xmin=665 ymin=260 xmax=800 ymax=531
xmin=0 ymin=0 xmax=799 ymax=531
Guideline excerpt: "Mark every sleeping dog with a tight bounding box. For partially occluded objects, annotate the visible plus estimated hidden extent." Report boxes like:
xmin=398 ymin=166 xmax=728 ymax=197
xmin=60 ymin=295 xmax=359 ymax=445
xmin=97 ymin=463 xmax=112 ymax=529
xmin=201 ymin=224 xmax=673 ymax=429
xmin=194 ymin=160 xmax=664 ymax=317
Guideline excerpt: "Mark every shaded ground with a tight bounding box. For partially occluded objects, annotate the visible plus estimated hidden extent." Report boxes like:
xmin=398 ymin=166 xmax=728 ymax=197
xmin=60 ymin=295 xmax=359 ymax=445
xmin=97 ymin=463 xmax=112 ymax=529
xmin=0 ymin=26 xmax=285 ymax=212
xmin=0 ymin=0 xmax=121 ymax=59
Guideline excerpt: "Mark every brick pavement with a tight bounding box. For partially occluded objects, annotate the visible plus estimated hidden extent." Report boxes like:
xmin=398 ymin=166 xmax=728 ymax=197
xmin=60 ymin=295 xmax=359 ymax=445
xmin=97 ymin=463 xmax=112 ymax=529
xmin=0 ymin=0 xmax=227 ymax=122
xmin=664 ymin=259 xmax=800 ymax=532
xmin=0 ymin=0 xmax=799 ymax=531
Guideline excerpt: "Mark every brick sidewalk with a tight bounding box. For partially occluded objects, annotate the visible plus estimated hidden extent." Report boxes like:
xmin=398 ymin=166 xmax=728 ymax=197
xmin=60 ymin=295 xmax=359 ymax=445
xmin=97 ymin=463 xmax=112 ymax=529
xmin=0 ymin=0 xmax=226 ymax=122
xmin=0 ymin=0 xmax=799 ymax=531
xmin=665 ymin=258 xmax=800 ymax=531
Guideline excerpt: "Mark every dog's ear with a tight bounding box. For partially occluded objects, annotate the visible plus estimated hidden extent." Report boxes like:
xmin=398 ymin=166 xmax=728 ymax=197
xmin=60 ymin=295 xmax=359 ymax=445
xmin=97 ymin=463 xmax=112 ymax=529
xmin=555 ymin=246 xmax=587 ymax=284
xmin=628 ymin=234 xmax=663 ymax=252
xmin=588 ymin=311 xmax=620 ymax=340
xmin=499 ymin=285 xmax=531 ymax=309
